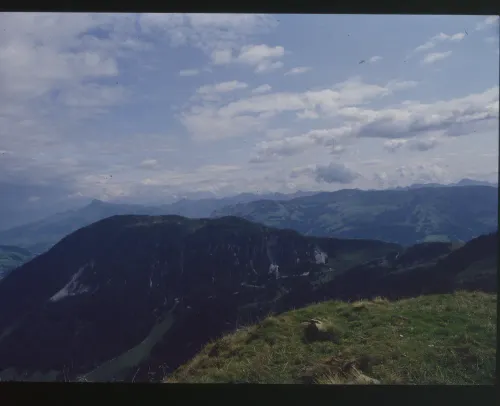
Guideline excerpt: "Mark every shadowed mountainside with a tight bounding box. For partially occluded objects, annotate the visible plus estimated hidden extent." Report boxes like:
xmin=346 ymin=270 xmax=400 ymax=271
xmin=0 ymin=215 xmax=495 ymax=383
xmin=0 ymin=215 xmax=397 ymax=382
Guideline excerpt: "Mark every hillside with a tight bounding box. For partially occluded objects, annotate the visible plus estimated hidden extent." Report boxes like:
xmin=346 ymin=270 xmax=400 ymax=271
xmin=0 ymin=215 xmax=495 ymax=383
xmin=0 ymin=245 xmax=34 ymax=281
xmin=212 ymin=185 xmax=498 ymax=246
xmin=0 ymin=215 xmax=398 ymax=382
xmin=166 ymin=291 xmax=496 ymax=384
xmin=0 ymin=191 xmax=316 ymax=254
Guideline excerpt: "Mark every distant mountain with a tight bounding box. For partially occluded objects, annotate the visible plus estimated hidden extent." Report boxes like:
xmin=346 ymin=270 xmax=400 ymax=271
xmin=395 ymin=178 xmax=498 ymax=190
xmin=452 ymin=178 xmax=498 ymax=187
xmin=156 ymin=190 xmax=316 ymax=218
xmin=0 ymin=214 xmax=398 ymax=382
xmin=0 ymin=245 xmax=34 ymax=281
xmin=0 ymin=191 xmax=317 ymax=254
xmin=0 ymin=215 xmax=494 ymax=383
xmin=0 ymin=199 xmax=164 ymax=254
xmin=212 ymin=186 xmax=498 ymax=246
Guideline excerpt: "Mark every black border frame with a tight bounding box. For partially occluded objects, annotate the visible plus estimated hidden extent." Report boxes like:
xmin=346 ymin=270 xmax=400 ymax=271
xmin=0 ymin=0 xmax=498 ymax=14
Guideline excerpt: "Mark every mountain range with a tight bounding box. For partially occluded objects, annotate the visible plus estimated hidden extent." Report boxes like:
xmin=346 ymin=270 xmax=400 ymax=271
xmin=212 ymin=185 xmax=498 ymax=246
xmin=0 ymin=191 xmax=315 ymax=254
xmin=0 ymin=214 xmax=495 ymax=382
xmin=392 ymin=178 xmax=498 ymax=190
xmin=0 ymin=184 xmax=497 ymax=255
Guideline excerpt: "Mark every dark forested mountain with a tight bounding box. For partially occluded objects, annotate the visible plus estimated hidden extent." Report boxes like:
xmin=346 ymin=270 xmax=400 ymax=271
xmin=0 ymin=215 xmax=398 ymax=382
xmin=212 ymin=186 xmax=498 ymax=246
xmin=0 ymin=214 xmax=495 ymax=383
xmin=0 ymin=191 xmax=317 ymax=255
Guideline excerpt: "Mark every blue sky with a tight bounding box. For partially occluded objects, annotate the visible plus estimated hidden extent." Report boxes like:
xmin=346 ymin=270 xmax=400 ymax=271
xmin=0 ymin=13 xmax=498 ymax=216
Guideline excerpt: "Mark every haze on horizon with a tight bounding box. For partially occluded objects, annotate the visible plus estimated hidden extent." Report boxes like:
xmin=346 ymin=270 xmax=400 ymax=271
xmin=0 ymin=13 xmax=498 ymax=226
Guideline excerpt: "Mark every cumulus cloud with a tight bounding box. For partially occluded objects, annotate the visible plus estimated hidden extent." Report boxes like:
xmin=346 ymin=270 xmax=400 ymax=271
xmin=475 ymin=15 xmax=499 ymax=31
xmin=238 ymin=44 xmax=284 ymax=63
xmin=285 ymin=66 xmax=311 ymax=75
xmin=421 ymin=51 xmax=452 ymax=64
xmin=140 ymin=13 xmax=277 ymax=55
xmin=251 ymin=127 xmax=350 ymax=163
xmin=182 ymin=76 xmax=417 ymax=141
xmin=0 ymin=12 xmax=144 ymax=193
xmin=384 ymin=137 xmax=440 ymax=153
xmin=413 ymin=32 xmax=465 ymax=53
xmin=252 ymin=84 xmax=272 ymax=94
xmin=210 ymin=44 xmax=285 ymax=73
xmin=248 ymin=85 xmax=497 ymax=161
xmin=395 ymin=163 xmax=449 ymax=184
xmin=197 ymin=81 xmax=248 ymax=95
xmin=179 ymin=69 xmax=200 ymax=76
xmin=312 ymin=163 xmax=359 ymax=184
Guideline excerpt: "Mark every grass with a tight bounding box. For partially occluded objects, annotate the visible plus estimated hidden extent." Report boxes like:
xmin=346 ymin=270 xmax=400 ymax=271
xmin=165 ymin=291 xmax=497 ymax=385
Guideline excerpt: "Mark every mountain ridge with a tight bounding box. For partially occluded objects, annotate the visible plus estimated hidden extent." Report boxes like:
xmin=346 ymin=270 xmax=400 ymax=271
xmin=212 ymin=185 xmax=498 ymax=246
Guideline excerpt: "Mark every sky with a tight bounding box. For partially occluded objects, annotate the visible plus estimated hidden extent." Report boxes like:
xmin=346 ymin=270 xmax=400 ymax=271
xmin=0 ymin=13 xmax=498 ymax=222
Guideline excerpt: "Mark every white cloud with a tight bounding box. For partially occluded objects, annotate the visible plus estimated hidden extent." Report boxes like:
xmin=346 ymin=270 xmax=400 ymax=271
xmin=139 ymin=159 xmax=159 ymax=169
xmin=475 ymin=15 xmax=499 ymax=31
xmin=211 ymin=44 xmax=285 ymax=73
xmin=139 ymin=13 xmax=277 ymax=55
xmin=368 ymin=56 xmax=382 ymax=63
xmin=255 ymin=60 xmax=284 ymax=73
xmin=182 ymin=77 xmax=421 ymax=141
xmin=249 ymin=86 xmax=498 ymax=161
xmin=237 ymin=44 xmax=285 ymax=73
xmin=211 ymin=49 xmax=233 ymax=65
xmin=384 ymin=137 xmax=440 ymax=153
xmin=252 ymin=84 xmax=272 ymax=94
xmin=197 ymin=81 xmax=248 ymax=95
xmin=179 ymin=69 xmax=200 ymax=76
xmin=413 ymin=32 xmax=465 ymax=53
xmin=237 ymin=44 xmax=284 ymax=64
xmin=421 ymin=51 xmax=452 ymax=65
xmin=296 ymin=110 xmax=320 ymax=119
xmin=285 ymin=66 xmax=311 ymax=75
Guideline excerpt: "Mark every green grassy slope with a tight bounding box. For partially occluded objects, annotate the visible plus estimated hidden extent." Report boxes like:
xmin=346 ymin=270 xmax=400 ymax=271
xmin=166 ymin=291 xmax=497 ymax=385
